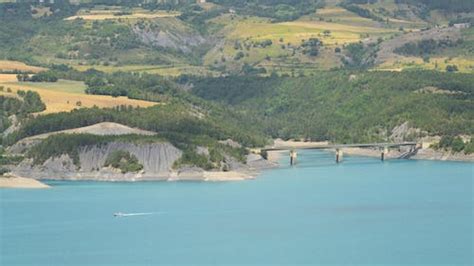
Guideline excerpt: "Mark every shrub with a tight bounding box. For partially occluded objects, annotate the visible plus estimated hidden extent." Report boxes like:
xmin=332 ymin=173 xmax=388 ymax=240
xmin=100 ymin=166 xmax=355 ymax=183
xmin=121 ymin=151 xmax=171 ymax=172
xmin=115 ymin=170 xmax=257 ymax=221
xmin=234 ymin=51 xmax=245 ymax=61
xmin=29 ymin=71 xmax=58 ymax=82
xmin=438 ymin=135 xmax=454 ymax=149
xmin=0 ymin=167 xmax=10 ymax=176
xmin=104 ymin=150 xmax=143 ymax=173
xmin=446 ymin=65 xmax=459 ymax=72
xmin=464 ymin=138 xmax=474 ymax=154
xmin=451 ymin=137 xmax=465 ymax=153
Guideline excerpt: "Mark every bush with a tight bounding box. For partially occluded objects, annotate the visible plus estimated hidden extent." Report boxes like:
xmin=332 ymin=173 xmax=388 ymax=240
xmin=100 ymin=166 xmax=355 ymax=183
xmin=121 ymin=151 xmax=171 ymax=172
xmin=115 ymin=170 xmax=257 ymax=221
xmin=234 ymin=51 xmax=245 ymax=61
xmin=28 ymin=71 xmax=58 ymax=82
xmin=438 ymin=135 xmax=454 ymax=149
xmin=0 ymin=155 xmax=24 ymax=165
xmin=104 ymin=150 xmax=143 ymax=173
xmin=464 ymin=139 xmax=474 ymax=154
xmin=438 ymin=135 xmax=468 ymax=153
xmin=451 ymin=137 xmax=465 ymax=153
xmin=446 ymin=65 xmax=459 ymax=72
xmin=174 ymin=150 xmax=213 ymax=170
xmin=342 ymin=42 xmax=377 ymax=69
xmin=0 ymin=167 xmax=10 ymax=176
xmin=0 ymin=91 xmax=45 ymax=116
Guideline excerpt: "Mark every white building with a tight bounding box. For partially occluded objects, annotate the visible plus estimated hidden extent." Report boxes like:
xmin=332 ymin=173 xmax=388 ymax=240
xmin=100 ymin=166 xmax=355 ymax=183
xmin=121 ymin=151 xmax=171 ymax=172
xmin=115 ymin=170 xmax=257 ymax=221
xmin=453 ymin=23 xmax=471 ymax=29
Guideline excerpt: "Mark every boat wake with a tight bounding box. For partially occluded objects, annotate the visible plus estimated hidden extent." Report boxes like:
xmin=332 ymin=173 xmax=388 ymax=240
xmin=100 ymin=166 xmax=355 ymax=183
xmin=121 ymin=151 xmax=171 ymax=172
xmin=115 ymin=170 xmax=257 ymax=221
xmin=113 ymin=212 xmax=155 ymax=217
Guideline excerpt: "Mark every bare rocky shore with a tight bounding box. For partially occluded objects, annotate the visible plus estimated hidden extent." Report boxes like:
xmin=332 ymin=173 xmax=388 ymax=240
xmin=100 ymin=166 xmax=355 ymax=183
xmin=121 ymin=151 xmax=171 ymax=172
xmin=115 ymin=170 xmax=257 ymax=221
xmin=4 ymin=122 xmax=277 ymax=184
xmin=9 ymin=142 xmax=277 ymax=183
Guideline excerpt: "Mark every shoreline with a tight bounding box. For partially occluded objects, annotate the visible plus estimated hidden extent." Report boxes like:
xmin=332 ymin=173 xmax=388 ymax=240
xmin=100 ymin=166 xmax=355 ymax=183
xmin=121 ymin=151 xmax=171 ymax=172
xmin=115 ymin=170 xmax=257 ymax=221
xmin=4 ymin=141 xmax=471 ymax=187
xmin=9 ymin=153 xmax=278 ymax=183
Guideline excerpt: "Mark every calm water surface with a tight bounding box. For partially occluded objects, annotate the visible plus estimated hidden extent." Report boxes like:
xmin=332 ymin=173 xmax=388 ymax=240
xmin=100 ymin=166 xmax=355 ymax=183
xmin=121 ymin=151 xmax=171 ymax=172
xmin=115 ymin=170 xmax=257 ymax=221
xmin=1 ymin=151 xmax=473 ymax=265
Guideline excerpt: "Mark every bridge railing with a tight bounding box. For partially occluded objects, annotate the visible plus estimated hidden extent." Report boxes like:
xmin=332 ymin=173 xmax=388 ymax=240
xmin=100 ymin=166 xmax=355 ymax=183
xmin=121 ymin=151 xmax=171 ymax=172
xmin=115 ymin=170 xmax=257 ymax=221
xmin=260 ymin=142 xmax=419 ymax=164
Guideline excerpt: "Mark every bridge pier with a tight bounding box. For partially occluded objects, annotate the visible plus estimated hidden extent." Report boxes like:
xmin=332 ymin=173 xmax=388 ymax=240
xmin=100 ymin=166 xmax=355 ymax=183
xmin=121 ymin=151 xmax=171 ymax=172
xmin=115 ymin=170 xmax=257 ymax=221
xmin=262 ymin=142 xmax=419 ymax=165
xmin=381 ymin=146 xmax=388 ymax=161
xmin=336 ymin=148 xmax=343 ymax=163
xmin=290 ymin=150 xmax=297 ymax=165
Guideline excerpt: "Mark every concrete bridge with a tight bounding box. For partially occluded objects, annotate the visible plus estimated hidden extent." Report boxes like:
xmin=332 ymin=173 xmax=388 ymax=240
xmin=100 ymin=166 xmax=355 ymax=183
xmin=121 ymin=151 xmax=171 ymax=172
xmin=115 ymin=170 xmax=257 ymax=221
xmin=262 ymin=142 xmax=420 ymax=165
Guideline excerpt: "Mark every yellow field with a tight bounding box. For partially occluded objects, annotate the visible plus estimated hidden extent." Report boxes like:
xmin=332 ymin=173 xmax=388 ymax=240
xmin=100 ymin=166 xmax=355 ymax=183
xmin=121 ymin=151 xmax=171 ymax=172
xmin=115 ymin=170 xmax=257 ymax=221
xmin=220 ymin=13 xmax=395 ymax=47
xmin=72 ymin=64 xmax=218 ymax=76
xmin=279 ymin=20 xmax=393 ymax=45
xmin=65 ymin=9 xmax=180 ymax=21
xmin=0 ymin=60 xmax=47 ymax=73
xmin=0 ymin=74 xmax=20 ymax=82
xmin=0 ymin=75 xmax=157 ymax=114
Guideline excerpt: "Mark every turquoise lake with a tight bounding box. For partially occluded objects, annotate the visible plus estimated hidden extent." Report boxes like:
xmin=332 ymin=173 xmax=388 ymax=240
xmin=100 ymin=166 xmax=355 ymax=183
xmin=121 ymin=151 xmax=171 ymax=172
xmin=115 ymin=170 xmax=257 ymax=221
xmin=1 ymin=150 xmax=473 ymax=265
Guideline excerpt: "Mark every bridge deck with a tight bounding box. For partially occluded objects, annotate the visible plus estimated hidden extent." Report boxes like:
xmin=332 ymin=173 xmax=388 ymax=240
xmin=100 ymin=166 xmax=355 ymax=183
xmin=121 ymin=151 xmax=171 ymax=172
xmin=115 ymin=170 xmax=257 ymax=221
xmin=263 ymin=142 xmax=417 ymax=151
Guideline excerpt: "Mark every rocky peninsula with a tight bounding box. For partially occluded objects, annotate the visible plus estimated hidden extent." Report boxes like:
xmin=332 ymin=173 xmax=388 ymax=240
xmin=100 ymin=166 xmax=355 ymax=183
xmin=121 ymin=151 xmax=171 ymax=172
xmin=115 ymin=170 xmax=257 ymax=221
xmin=4 ymin=122 xmax=276 ymax=183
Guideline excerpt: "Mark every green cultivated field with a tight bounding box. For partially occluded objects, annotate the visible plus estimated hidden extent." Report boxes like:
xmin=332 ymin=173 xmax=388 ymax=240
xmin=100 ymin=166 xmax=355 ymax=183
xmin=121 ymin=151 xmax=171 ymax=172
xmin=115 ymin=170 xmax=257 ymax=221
xmin=18 ymin=79 xmax=86 ymax=94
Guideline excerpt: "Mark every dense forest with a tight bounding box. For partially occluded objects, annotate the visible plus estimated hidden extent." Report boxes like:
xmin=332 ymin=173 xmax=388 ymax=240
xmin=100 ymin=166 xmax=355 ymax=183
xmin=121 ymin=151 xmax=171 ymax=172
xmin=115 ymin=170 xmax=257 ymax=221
xmin=188 ymin=70 xmax=474 ymax=143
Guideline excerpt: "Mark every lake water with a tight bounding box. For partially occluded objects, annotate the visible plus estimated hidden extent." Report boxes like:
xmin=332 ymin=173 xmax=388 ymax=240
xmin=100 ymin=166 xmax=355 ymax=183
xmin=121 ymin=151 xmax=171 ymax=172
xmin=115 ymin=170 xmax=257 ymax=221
xmin=1 ymin=150 xmax=473 ymax=265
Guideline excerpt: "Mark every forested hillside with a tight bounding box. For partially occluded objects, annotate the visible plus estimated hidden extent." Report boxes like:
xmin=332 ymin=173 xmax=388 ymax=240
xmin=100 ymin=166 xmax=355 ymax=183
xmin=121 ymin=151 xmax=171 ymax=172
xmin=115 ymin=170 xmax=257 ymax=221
xmin=1 ymin=0 xmax=473 ymax=169
xmin=189 ymin=71 xmax=474 ymax=143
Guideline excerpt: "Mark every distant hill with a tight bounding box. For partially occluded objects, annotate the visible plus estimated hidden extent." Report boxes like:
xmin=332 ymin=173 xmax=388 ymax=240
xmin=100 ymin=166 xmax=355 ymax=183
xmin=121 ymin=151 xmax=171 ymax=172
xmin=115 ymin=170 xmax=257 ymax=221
xmin=0 ymin=0 xmax=473 ymax=75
